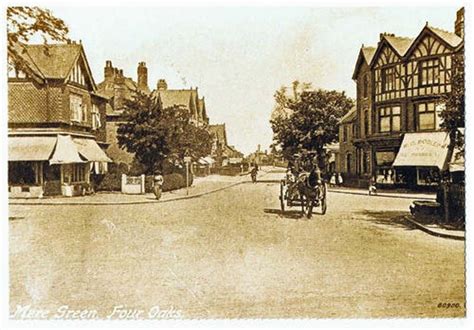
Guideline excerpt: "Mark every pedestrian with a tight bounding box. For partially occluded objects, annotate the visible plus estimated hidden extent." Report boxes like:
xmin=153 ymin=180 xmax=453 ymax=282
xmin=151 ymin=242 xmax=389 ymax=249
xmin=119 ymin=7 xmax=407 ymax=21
xmin=153 ymin=171 xmax=164 ymax=200
xmin=330 ymin=173 xmax=336 ymax=187
xmin=337 ymin=173 xmax=344 ymax=186
xmin=368 ymin=176 xmax=377 ymax=195
xmin=250 ymin=163 xmax=258 ymax=183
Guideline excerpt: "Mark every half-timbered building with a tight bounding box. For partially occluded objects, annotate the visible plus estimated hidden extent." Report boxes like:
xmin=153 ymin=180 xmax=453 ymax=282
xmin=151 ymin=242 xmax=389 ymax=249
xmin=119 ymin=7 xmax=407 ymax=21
xmin=347 ymin=8 xmax=464 ymax=188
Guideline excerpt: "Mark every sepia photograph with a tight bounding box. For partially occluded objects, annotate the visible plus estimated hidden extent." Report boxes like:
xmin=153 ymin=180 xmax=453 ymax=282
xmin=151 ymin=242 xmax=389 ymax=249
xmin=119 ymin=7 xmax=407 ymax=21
xmin=2 ymin=0 xmax=471 ymax=327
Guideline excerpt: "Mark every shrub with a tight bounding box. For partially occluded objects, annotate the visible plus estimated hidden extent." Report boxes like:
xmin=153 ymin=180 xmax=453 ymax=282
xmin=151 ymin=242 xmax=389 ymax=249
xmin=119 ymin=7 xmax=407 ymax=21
xmin=144 ymin=173 xmax=190 ymax=193
xmin=95 ymin=162 xmax=127 ymax=191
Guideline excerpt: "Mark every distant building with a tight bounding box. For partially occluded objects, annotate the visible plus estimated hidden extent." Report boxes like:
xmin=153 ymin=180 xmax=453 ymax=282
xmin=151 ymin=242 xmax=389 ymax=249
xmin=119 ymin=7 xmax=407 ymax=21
xmin=97 ymin=60 xmax=149 ymax=166
xmin=342 ymin=8 xmax=464 ymax=188
xmin=151 ymin=79 xmax=209 ymax=127
xmin=338 ymin=107 xmax=357 ymax=179
xmin=8 ymin=42 xmax=111 ymax=197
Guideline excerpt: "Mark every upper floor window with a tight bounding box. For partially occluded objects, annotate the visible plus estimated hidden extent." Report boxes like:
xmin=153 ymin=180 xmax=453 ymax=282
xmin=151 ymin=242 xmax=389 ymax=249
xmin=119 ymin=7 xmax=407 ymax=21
xmin=381 ymin=66 xmax=396 ymax=92
xmin=364 ymin=108 xmax=369 ymax=136
xmin=70 ymin=94 xmax=86 ymax=123
xmin=342 ymin=125 xmax=348 ymax=142
xmin=416 ymin=102 xmax=444 ymax=131
xmin=91 ymin=104 xmax=102 ymax=130
xmin=378 ymin=105 xmax=401 ymax=133
xmin=362 ymin=74 xmax=369 ymax=98
xmin=419 ymin=58 xmax=440 ymax=86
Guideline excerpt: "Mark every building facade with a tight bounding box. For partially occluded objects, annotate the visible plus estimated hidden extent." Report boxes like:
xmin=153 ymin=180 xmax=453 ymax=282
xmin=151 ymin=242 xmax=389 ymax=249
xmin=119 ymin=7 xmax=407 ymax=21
xmin=8 ymin=42 xmax=111 ymax=197
xmin=344 ymin=8 xmax=464 ymax=188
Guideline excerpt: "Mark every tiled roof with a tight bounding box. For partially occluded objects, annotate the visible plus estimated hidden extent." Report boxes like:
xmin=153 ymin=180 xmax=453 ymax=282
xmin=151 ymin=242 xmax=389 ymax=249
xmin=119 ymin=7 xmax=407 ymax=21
xmin=384 ymin=35 xmax=414 ymax=56
xmin=21 ymin=43 xmax=82 ymax=79
xmin=427 ymin=25 xmax=463 ymax=47
xmin=153 ymin=89 xmax=196 ymax=111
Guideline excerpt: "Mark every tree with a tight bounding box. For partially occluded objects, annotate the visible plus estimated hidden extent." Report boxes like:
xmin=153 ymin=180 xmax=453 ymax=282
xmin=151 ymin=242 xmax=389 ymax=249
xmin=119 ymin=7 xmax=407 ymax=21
xmin=7 ymin=7 xmax=69 ymax=73
xmin=271 ymin=87 xmax=354 ymax=166
xmin=440 ymin=52 xmax=465 ymax=154
xmin=117 ymin=92 xmax=213 ymax=174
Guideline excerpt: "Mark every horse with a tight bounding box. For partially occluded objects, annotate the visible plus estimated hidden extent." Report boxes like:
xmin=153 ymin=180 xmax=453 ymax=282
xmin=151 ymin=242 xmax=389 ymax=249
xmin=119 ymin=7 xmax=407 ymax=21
xmin=295 ymin=167 xmax=325 ymax=218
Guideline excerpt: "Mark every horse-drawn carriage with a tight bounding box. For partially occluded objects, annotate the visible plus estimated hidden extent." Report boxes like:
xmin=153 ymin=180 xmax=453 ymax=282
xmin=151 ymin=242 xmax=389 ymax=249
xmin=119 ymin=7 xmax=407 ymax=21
xmin=279 ymin=152 xmax=327 ymax=218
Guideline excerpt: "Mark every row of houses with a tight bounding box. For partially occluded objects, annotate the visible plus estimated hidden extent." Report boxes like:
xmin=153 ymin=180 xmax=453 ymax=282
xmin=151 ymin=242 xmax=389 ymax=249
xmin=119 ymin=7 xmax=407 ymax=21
xmin=8 ymin=41 xmax=240 ymax=198
xmin=335 ymin=7 xmax=464 ymax=189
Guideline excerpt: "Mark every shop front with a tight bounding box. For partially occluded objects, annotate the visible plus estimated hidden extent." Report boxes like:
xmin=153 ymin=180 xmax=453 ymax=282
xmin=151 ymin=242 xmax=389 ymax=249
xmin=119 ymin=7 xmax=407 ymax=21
xmin=8 ymin=134 xmax=111 ymax=198
xmin=392 ymin=131 xmax=450 ymax=188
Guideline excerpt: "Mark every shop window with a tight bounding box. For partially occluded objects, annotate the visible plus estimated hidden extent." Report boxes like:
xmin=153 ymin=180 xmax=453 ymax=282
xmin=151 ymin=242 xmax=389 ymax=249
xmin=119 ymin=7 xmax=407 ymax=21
xmin=378 ymin=105 xmax=400 ymax=133
xmin=8 ymin=162 xmax=37 ymax=185
xmin=72 ymin=164 xmax=86 ymax=183
xmin=417 ymin=167 xmax=440 ymax=186
xmin=419 ymin=58 xmax=440 ymax=86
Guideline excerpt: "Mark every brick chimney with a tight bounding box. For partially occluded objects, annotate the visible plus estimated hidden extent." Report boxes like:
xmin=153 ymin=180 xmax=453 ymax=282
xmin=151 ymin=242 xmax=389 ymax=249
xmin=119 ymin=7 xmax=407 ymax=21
xmin=137 ymin=62 xmax=149 ymax=92
xmin=455 ymin=7 xmax=464 ymax=38
xmin=157 ymin=79 xmax=168 ymax=91
xmin=104 ymin=60 xmax=114 ymax=80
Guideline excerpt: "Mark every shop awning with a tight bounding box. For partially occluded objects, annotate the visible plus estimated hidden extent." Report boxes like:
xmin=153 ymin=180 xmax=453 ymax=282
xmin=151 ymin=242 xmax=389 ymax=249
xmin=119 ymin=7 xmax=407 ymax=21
xmin=73 ymin=138 xmax=112 ymax=162
xmin=50 ymin=135 xmax=85 ymax=164
xmin=8 ymin=136 xmax=57 ymax=161
xmin=393 ymin=132 xmax=450 ymax=169
xmin=203 ymin=156 xmax=216 ymax=165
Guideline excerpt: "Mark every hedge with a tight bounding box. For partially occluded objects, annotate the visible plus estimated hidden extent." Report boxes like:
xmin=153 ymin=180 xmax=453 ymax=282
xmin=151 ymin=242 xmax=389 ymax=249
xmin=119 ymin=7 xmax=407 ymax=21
xmin=145 ymin=173 xmax=189 ymax=193
xmin=96 ymin=161 xmax=194 ymax=193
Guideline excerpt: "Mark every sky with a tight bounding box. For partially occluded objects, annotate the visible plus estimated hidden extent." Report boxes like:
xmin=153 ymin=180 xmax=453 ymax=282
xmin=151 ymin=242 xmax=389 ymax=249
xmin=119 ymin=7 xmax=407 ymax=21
xmin=49 ymin=6 xmax=459 ymax=155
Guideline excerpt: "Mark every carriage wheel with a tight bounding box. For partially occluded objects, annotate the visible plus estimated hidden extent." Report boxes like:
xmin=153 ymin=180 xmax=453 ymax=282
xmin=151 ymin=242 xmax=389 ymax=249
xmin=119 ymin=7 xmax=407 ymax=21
xmin=300 ymin=194 xmax=313 ymax=219
xmin=280 ymin=181 xmax=286 ymax=212
xmin=305 ymin=199 xmax=314 ymax=219
xmin=320 ymin=183 xmax=327 ymax=215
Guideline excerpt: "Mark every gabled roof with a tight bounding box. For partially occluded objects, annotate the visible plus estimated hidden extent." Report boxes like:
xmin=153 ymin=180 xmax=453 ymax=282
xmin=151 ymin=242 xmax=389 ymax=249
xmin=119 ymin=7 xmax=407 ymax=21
xmin=208 ymin=124 xmax=227 ymax=146
xmin=383 ymin=35 xmax=414 ymax=57
xmin=352 ymin=46 xmax=376 ymax=79
xmin=339 ymin=106 xmax=357 ymax=124
xmin=13 ymin=43 xmax=97 ymax=89
xmin=153 ymin=89 xmax=197 ymax=111
xmin=404 ymin=24 xmax=463 ymax=58
xmin=427 ymin=25 xmax=463 ymax=48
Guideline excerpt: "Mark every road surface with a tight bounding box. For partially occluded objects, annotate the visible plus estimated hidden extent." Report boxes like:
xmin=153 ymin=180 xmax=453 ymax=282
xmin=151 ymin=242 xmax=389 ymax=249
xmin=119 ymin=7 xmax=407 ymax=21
xmin=9 ymin=170 xmax=465 ymax=319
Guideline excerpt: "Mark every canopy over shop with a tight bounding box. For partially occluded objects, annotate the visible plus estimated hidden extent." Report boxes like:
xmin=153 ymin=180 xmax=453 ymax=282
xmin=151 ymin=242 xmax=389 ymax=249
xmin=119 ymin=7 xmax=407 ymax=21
xmin=8 ymin=134 xmax=111 ymax=197
xmin=392 ymin=131 xmax=459 ymax=186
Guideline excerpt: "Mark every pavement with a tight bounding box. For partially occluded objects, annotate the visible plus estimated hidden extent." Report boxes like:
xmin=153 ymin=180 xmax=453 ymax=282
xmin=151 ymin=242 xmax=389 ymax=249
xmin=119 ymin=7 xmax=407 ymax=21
xmin=8 ymin=172 xmax=256 ymax=206
xmin=404 ymin=216 xmax=465 ymax=240
xmin=9 ymin=168 xmax=465 ymax=319
xmin=9 ymin=167 xmax=436 ymax=205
